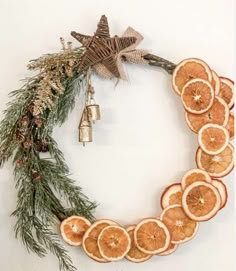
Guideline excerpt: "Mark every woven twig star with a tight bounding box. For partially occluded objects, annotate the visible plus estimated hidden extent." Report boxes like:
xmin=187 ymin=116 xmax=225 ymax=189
xmin=71 ymin=15 xmax=148 ymax=79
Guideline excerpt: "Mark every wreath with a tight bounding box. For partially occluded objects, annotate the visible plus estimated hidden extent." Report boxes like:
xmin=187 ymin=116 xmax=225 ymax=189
xmin=0 ymin=15 xmax=234 ymax=271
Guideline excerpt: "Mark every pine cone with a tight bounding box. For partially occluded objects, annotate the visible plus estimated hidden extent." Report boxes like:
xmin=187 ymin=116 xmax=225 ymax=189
xmin=15 ymin=132 xmax=25 ymax=143
xmin=32 ymin=171 xmax=41 ymax=181
xmin=20 ymin=116 xmax=30 ymax=127
xmin=34 ymin=116 xmax=43 ymax=128
xmin=36 ymin=140 xmax=49 ymax=152
xmin=23 ymin=139 xmax=32 ymax=149
xmin=28 ymin=103 xmax=35 ymax=115
xmin=16 ymin=158 xmax=25 ymax=168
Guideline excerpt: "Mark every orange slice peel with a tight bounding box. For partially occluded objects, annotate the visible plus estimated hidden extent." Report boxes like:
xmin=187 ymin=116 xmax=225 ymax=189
xmin=181 ymin=168 xmax=211 ymax=190
xmin=60 ymin=216 xmax=91 ymax=246
xmin=218 ymin=77 xmax=234 ymax=109
xmin=198 ymin=124 xmax=229 ymax=155
xmin=172 ymin=58 xmax=212 ymax=95
xmin=196 ymin=144 xmax=234 ymax=178
xmin=97 ymin=225 xmax=131 ymax=261
xmin=211 ymin=70 xmax=220 ymax=95
xmin=160 ymin=183 xmax=183 ymax=209
xmin=157 ymin=242 xmax=178 ymax=256
xmin=126 ymin=225 xmax=152 ymax=263
xmin=134 ymin=218 xmax=171 ymax=255
xmin=181 ymin=79 xmax=214 ymax=114
xmin=82 ymin=219 xmax=117 ymax=262
xmin=226 ymin=112 xmax=234 ymax=140
xmin=211 ymin=179 xmax=228 ymax=209
xmin=185 ymin=96 xmax=229 ymax=133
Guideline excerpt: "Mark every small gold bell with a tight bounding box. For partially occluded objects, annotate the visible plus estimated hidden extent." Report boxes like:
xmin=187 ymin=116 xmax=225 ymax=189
xmin=79 ymin=110 xmax=92 ymax=146
xmin=87 ymin=99 xmax=101 ymax=123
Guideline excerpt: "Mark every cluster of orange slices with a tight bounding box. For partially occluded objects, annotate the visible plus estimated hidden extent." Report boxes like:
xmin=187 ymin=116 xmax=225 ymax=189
xmin=60 ymin=58 xmax=234 ymax=263
xmin=173 ymin=58 xmax=234 ymax=177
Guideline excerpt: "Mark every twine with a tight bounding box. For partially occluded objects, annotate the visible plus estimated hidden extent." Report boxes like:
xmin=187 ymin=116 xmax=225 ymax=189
xmin=94 ymin=27 xmax=148 ymax=80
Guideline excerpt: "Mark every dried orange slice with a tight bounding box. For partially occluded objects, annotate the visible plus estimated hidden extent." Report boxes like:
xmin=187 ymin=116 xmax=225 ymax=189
xmin=126 ymin=225 xmax=152 ymax=263
xmin=160 ymin=205 xmax=199 ymax=244
xmin=82 ymin=219 xmax=117 ymax=262
xmin=160 ymin=183 xmax=182 ymax=209
xmin=182 ymin=181 xmax=221 ymax=221
xmin=157 ymin=243 xmax=178 ymax=256
xmin=211 ymin=70 xmax=220 ymax=95
xmin=196 ymin=143 xmax=234 ymax=178
xmin=185 ymin=97 xmax=229 ymax=133
xmin=226 ymin=112 xmax=234 ymax=140
xmin=181 ymin=79 xmax=214 ymax=114
xmin=60 ymin=216 xmax=91 ymax=246
xmin=181 ymin=168 xmax=211 ymax=190
xmin=134 ymin=218 xmax=170 ymax=255
xmin=212 ymin=179 xmax=228 ymax=209
xmin=172 ymin=58 xmax=212 ymax=95
xmin=198 ymin=124 xmax=229 ymax=155
xmin=97 ymin=225 xmax=131 ymax=261
xmin=218 ymin=77 xmax=234 ymax=109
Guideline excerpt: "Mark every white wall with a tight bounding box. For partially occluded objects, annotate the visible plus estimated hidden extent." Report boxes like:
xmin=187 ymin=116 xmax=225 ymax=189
xmin=0 ymin=0 xmax=235 ymax=271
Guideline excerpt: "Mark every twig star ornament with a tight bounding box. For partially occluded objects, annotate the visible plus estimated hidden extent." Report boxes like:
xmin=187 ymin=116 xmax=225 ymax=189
xmin=71 ymin=15 xmax=148 ymax=79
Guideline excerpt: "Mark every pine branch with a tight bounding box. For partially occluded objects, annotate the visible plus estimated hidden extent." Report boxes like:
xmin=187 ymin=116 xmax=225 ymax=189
xmin=12 ymin=144 xmax=85 ymax=271
xmin=0 ymin=46 xmax=96 ymax=271
xmin=12 ymin=164 xmax=47 ymax=257
xmin=38 ymin=158 xmax=97 ymax=221
xmin=34 ymin=218 xmax=76 ymax=271
xmin=0 ymin=79 xmax=38 ymax=166
xmin=47 ymin=136 xmax=69 ymax=173
xmin=12 ymin=162 xmax=76 ymax=271
xmin=56 ymin=74 xmax=85 ymax=125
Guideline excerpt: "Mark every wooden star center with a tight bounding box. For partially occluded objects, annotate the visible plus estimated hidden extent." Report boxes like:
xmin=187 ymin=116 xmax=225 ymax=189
xmin=71 ymin=15 xmax=137 ymax=78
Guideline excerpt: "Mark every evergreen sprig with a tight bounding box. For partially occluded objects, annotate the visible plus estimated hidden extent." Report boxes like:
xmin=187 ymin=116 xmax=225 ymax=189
xmin=0 ymin=46 xmax=96 ymax=271
xmin=0 ymin=78 xmax=38 ymax=165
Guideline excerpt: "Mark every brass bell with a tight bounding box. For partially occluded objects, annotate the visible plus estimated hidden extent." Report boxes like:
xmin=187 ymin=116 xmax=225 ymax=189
xmin=87 ymin=98 xmax=101 ymax=123
xmin=79 ymin=110 xmax=92 ymax=146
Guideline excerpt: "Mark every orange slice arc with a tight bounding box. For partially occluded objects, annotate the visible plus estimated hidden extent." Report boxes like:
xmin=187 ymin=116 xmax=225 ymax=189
xmin=157 ymin=243 xmax=178 ymax=256
xmin=126 ymin=225 xmax=152 ymax=263
xmin=60 ymin=216 xmax=91 ymax=246
xmin=97 ymin=225 xmax=131 ymax=261
xmin=185 ymin=96 xmax=229 ymax=133
xmin=196 ymin=143 xmax=234 ymax=178
xmin=226 ymin=112 xmax=234 ymax=140
xmin=218 ymin=77 xmax=234 ymax=109
xmin=211 ymin=70 xmax=220 ymax=95
xmin=182 ymin=181 xmax=221 ymax=221
xmin=134 ymin=218 xmax=171 ymax=255
xmin=172 ymin=58 xmax=212 ymax=95
xmin=160 ymin=183 xmax=183 ymax=209
xmin=82 ymin=219 xmax=117 ymax=262
xmin=198 ymin=124 xmax=229 ymax=155
xmin=181 ymin=168 xmax=211 ymax=190
xmin=160 ymin=204 xmax=199 ymax=244
xmin=181 ymin=79 xmax=214 ymax=114
xmin=212 ymin=179 xmax=228 ymax=209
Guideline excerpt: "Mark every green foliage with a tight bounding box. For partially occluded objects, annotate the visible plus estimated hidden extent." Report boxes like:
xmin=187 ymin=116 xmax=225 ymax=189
xmin=0 ymin=48 xmax=96 ymax=271
xmin=0 ymin=78 xmax=38 ymax=165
